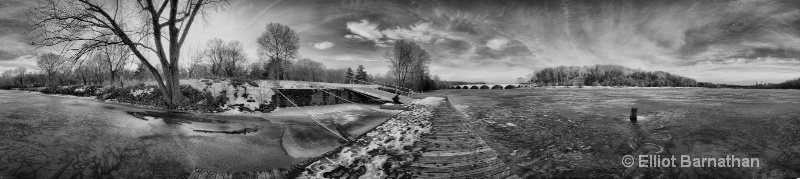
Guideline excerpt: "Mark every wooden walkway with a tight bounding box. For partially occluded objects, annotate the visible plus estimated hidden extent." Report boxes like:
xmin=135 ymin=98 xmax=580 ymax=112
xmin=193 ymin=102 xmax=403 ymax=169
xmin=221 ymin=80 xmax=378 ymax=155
xmin=186 ymin=168 xmax=289 ymax=179
xmin=407 ymin=100 xmax=519 ymax=179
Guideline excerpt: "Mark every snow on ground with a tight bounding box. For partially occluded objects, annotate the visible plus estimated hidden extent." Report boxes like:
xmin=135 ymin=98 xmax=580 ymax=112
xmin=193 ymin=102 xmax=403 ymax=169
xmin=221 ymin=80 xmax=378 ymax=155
xmin=412 ymin=96 xmax=445 ymax=106
xmin=297 ymin=97 xmax=444 ymax=178
xmin=174 ymin=79 xmax=381 ymax=112
xmin=272 ymin=80 xmax=377 ymax=89
xmin=130 ymin=88 xmax=154 ymax=97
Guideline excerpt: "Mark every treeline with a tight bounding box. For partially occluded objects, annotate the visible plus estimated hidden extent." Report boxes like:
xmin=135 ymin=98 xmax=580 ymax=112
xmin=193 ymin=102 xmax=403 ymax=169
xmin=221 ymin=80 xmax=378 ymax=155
xmin=0 ymin=46 xmax=139 ymax=89
xmin=0 ymin=57 xmax=375 ymax=90
xmin=697 ymin=78 xmax=800 ymax=89
xmin=769 ymin=78 xmax=800 ymax=89
xmin=1 ymin=23 xmax=442 ymax=92
xmin=371 ymin=72 xmax=446 ymax=92
xmin=522 ymin=65 xmax=698 ymax=87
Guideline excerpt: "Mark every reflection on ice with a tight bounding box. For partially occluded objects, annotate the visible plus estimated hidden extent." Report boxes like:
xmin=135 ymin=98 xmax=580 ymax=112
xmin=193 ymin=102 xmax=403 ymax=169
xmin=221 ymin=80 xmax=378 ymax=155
xmin=0 ymin=90 xmax=400 ymax=177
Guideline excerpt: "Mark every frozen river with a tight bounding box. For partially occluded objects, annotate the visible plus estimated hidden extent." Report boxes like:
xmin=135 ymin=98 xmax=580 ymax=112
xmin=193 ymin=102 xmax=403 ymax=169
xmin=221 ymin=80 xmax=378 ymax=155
xmin=0 ymin=90 xmax=397 ymax=178
xmin=422 ymin=88 xmax=800 ymax=178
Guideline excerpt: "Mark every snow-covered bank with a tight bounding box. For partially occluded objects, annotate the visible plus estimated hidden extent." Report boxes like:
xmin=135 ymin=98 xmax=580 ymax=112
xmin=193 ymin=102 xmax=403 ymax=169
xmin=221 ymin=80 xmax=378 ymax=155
xmin=296 ymin=97 xmax=444 ymax=178
xmin=25 ymin=79 xmax=379 ymax=113
xmin=175 ymin=79 xmax=378 ymax=113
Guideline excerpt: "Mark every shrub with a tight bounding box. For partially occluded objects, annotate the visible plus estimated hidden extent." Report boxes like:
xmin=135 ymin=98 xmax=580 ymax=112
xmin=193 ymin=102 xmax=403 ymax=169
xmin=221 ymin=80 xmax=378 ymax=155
xmin=230 ymin=77 xmax=259 ymax=87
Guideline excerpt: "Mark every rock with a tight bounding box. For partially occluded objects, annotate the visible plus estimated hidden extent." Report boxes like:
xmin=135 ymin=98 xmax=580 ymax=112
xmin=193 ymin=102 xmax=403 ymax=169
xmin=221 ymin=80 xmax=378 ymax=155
xmin=348 ymin=165 xmax=367 ymax=179
xmin=323 ymin=166 xmax=348 ymax=178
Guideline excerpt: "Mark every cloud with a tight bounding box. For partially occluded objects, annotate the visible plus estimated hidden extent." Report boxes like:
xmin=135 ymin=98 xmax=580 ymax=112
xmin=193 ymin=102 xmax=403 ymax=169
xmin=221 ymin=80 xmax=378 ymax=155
xmin=346 ymin=19 xmax=383 ymax=39
xmin=0 ymin=0 xmax=36 ymax=62
xmin=676 ymin=57 xmax=800 ymax=84
xmin=0 ymin=18 xmax=27 ymax=37
xmin=0 ymin=54 xmax=38 ymax=73
xmin=312 ymin=41 xmax=335 ymax=50
xmin=329 ymin=55 xmax=380 ymax=62
xmin=486 ymin=38 xmax=509 ymax=50
xmin=0 ymin=49 xmax=20 ymax=61
xmin=0 ymin=34 xmax=38 ymax=61
xmin=344 ymin=19 xmax=467 ymax=47
xmin=344 ymin=34 xmax=368 ymax=41
xmin=382 ymin=22 xmax=438 ymax=42
xmin=344 ymin=19 xmax=393 ymax=47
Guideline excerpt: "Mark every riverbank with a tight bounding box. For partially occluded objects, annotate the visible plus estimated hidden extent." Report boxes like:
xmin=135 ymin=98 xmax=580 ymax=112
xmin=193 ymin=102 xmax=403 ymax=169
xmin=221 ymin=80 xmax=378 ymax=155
xmin=535 ymin=86 xmax=701 ymax=89
xmin=13 ymin=79 xmax=380 ymax=113
xmin=16 ymin=82 xmax=231 ymax=112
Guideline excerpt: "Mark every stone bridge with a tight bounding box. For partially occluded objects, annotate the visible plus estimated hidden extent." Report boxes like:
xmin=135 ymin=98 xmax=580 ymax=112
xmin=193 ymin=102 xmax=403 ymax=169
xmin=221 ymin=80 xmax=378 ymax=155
xmin=449 ymin=84 xmax=532 ymax=89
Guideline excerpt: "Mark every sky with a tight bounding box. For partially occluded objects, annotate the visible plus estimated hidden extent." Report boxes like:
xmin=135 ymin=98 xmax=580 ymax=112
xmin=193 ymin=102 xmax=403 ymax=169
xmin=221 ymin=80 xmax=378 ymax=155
xmin=2 ymin=0 xmax=800 ymax=84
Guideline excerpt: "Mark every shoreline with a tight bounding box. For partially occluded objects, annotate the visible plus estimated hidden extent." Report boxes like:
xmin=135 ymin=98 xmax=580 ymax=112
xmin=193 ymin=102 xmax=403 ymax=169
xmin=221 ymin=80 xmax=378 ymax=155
xmin=452 ymin=86 xmax=798 ymax=90
xmin=8 ymin=83 xmax=238 ymax=113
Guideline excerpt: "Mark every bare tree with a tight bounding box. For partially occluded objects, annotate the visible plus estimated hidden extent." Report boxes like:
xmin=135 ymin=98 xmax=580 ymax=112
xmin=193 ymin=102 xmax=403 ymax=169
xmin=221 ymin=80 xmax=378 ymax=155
xmin=247 ymin=62 xmax=263 ymax=78
xmin=256 ymin=23 xmax=299 ymax=80
xmin=385 ymin=40 xmax=430 ymax=89
xmin=205 ymin=39 xmax=246 ymax=78
xmin=36 ymin=53 xmax=64 ymax=86
xmin=75 ymin=64 xmax=91 ymax=85
xmin=206 ymin=38 xmax=226 ymax=77
xmin=27 ymin=0 xmax=229 ymax=108
xmin=221 ymin=40 xmax=246 ymax=77
xmin=99 ymin=44 xmax=131 ymax=87
xmin=183 ymin=46 xmax=205 ymax=79
xmin=291 ymin=58 xmax=326 ymax=82
xmin=0 ymin=70 xmax=14 ymax=87
xmin=13 ymin=67 xmax=26 ymax=87
xmin=323 ymin=68 xmax=348 ymax=83
xmin=88 ymin=53 xmax=107 ymax=84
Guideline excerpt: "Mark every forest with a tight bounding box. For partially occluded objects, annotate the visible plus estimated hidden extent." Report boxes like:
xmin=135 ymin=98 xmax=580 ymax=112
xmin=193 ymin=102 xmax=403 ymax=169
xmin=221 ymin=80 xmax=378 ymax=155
xmin=522 ymin=65 xmax=698 ymax=87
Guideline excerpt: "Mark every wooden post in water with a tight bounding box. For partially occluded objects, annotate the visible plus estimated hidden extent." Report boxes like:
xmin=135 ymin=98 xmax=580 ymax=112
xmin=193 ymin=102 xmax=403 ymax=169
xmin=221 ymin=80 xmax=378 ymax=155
xmin=630 ymin=107 xmax=638 ymax=122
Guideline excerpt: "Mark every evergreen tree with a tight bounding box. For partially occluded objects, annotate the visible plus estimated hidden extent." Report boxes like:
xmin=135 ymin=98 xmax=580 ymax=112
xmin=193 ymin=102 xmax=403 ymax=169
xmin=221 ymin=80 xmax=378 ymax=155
xmin=345 ymin=67 xmax=354 ymax=83
xmin=355 ymin=65 xmax=367 ymax=83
